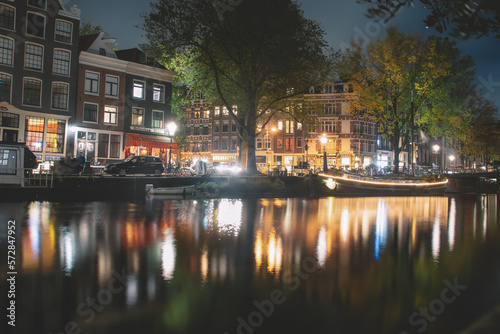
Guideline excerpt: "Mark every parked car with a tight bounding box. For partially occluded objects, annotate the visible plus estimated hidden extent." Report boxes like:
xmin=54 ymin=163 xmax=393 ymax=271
xmin=104 ymin=156 xmax=164 ymax=176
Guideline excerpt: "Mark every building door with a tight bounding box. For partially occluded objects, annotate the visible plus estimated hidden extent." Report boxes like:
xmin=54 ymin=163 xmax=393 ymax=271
xmin=3 ymin=130 xmax=18 ymax=143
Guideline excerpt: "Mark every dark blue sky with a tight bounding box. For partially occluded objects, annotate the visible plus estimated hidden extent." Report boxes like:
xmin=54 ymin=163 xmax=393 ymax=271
xmin=74 ymin=0 xmax=500 ymax=106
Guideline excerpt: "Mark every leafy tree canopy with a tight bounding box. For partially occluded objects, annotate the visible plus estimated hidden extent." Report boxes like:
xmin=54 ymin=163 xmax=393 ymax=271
xmin=357 ymin=0 xmax=500 ymax=39
xmin=339 ymin=26 xmax=475 ymax=171
xmin=141 ymin=0 xmax=336 ymax=173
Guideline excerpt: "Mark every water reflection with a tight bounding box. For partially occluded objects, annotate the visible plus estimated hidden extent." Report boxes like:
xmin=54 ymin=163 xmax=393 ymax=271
xmin=1 ymin=195 xmax=499 ymax=334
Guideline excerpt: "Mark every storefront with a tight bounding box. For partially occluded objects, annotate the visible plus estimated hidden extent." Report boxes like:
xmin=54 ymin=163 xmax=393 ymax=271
xmin=0 ymin=102 xmax=70 ymax=162
xmin=124 ymin=133 xmax=178 ymax=163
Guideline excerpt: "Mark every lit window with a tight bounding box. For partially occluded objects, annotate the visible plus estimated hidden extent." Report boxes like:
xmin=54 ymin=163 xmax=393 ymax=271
xmin=105 ymin=75 xmax=119 ymax=97
xmin=104 ymin=106 xmax=117 ymax=125
xmin=46 ymin=118 xmax=65 ymax=153
xmin=83 ymin=103 xmax=98 ymax=122
xmin=24 ymin=43 xmax=43 ymax=71
xmin=152 ymin=110 xmax=163 ymax=128
xmin=24 ymin=116 xmax=44 ymax=152
xmin=85 ymin=72 xmax=99 ymax=94
xmin=53 ymin=49 xmax=70 ymax=75
xmin=23 ymin=78 xmax=42 ymax=106
xmin=278 ymin=121 xmax=283 ymax=130
xmin=132 ymin=108 xmax=144 ymax=126
xmin=153 ymin=84 xmax=164 ymax=102
xmin=26 ymin=12 xmax=45 ymax=38
xmin=51 ymin=82 xmax=68 ymax=110
xmin=55 ymin=20 xmax=72 ymax=43
xmin=133 ymin=80 xmax=145 ymax=99
xmin=0 ymin=5 xmax=15 ymax=30
xmin=0 ymin=36 xmax=14 ymax=66
xmin=214 ymin=107 xmax=220 ymax=116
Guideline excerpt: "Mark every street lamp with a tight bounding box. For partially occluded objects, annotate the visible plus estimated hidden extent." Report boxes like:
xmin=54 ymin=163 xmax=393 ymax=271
xmin=166 ymin=122 xmax=177 ymax=170
xmin=320 ymin=134 xmax=328 ymax=172
xmin=449 ymin=155 xmax=455 ymax=173
xmin=433 ymin=144 xmax=440 ymax=170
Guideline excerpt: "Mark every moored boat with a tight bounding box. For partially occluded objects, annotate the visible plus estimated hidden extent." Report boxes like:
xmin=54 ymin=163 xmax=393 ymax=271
xmin=319 ymin=173 xmax=448 ymax=196
xmin=146 ymin=185 xmax=195 ymax=196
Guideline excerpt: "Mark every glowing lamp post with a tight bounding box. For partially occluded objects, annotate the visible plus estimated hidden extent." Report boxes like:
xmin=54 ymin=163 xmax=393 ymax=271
xmin=166 ymin=122 xmax=177 ymax=169
xmin=320 ymin=134 xmax=328 ymax=172
xmin=449 ymin=155 xmax=455 ymax=172
xmin=433 ymin=144 xmax=440 ymax=170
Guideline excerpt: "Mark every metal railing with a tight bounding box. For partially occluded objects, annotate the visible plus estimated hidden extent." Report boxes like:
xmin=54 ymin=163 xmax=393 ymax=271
xmin=23 ymin=168 xmax=53 ymax=188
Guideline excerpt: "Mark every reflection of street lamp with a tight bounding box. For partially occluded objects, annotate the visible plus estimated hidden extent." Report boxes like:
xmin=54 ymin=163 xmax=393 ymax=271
xmin=449 ymin=155 xmax=455 ymax=172
xmin=433 ymin=144 xmax=440 ymax=169
xmin=166 ymin=122 xmax=177 ymax=169
xmin=320 ymin=134 xmax=328 ymax=172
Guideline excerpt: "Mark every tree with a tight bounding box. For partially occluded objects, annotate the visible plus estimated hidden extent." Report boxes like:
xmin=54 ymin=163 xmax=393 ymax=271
xmin=357 ymin=0 xmax=500 ymax=39
xmin=339 ymin=27 xmax=475 ymax=172
xmin=79 ymin=22 xmax=103 ymax=36
xmin=141 ymin=0 xmax=334 ymax=173
xmin=462 ymin=96 xmax=500 ymax=167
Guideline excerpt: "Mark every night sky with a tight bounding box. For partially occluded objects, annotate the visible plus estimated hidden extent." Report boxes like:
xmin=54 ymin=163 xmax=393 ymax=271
xmin=73 ymin=0 xmax=500 ymax=107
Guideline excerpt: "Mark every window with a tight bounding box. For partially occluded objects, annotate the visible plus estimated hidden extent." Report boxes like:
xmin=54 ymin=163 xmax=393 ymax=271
xmin=213 ymin=139 xmax=219 ymax=151
xmin=24 ymin=43 xmax=43 ymax=70
xmin=105 ymin=75 xmax=119 ymax=97
xmin=201 ymin=141 xmax=208 ymax=152
xmin=55 ymin=19 xmax=72 ymax=43
xmin=104 ymin=106 xmax=117 ymax=125
xmin=85 ymin=72 xmax=99 ymax=94
xmin=256 ymin=138 xmax=263 ymax=149
xmin=231 ymin=138 xmax=237 ymax=151
xmin=285 ymin=138 xmax=293 ymax=151
xmin=277 ymin=138 xmax=283 ymax=148
xmin=221 ymin=137 xmax=228 ymax=151
xmin=0 ymin=148 xmax=16 ymax=175
xmin=51 ymin=82 xmax=68 ymax=110
xmin=152 ymin=110 xmax=163 ymax=128
xmin=324 ymin=104 xmax=334 ymax=115
xmin=133 ymin=80 xmax=145 ymax=99
xmin=321 ymin=121 xmax=334 ymax=133
xmin=0 ymin=73 xmax=12 ymax=102
xmin=153 ymin=84 xmax=164 ymax=102
xmin=53 ymin=49 xmax=70 ymax=75
xmin=285 ymin=120 xmax=294 ymax=134
xmin=214 ymin=107 xmax=220 ymax=116
xmin=0 ymin=36 xmax=13 ymax=65
xmin=46 ymin=118 xmax=65 ymax=153
xmin=203 ymin=110 xmax=210 ymax=118
xmin=99 ymin=48 xmax=106 ymax=56
xmin=98 ymin=133 xmax=109 ymax=158
xmin=202 ymin=125 xmax=209 ymax=135
xmin=222 ymin=106 xmax=229 ymax=115
xmin=110 ymin=135 xmax=120 ymax=158
xmin=278 ymin=121 xmax=283 ymax=130
xmin=265 ymin=137 xmax=271 ymax=150
xmin=28 ymin=0 xmax=46 ymax=9
xmin=222 ymin=120 xmax=229 ymax=133
xmin=297 ymin=122 xmax=302 ymax=130
xmin=26 ymin=12 xmax=45 ymax=38
xmin=297 ymin=137 xmax=302 ymax=148
xmin=83 ymin=103 xmax=98 ymax=122
xmin=231 ymin=121 xmax=237 ymax=132
xmin=132 ymin=108 xmax=144 ymax=126
xmin=214 ymin=121 xmax=220 ymax=133
xmin=23 ymin=78 xmax=41 ymax=106
xmin=0 ymin=5 xmax=15 ymax=30
xmin=0 ymin=112 xmax=18 ymax=128
xmin=25 ymin=116 xmax=44 ymax=152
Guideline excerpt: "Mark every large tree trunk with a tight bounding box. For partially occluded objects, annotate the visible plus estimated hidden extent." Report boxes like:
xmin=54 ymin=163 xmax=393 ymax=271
xmin=245 ymin=103 xmax=259 ymax=174
xmin=392 ymin=130 xmax=401 ymax=174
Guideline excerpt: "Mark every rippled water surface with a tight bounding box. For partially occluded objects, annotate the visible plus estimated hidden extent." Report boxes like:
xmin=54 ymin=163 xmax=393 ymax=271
xmin=1 ymin=195 xmax=499 ymax=334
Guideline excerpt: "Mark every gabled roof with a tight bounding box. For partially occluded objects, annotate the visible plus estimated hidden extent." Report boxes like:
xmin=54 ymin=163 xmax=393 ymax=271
xmin=79 ymin=33 xmax=99 ymax=52
xmin=79 ymin=32 xmax=118 ymax=58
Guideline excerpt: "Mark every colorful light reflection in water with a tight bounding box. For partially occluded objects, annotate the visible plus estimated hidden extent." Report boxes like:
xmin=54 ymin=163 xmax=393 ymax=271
xmin=1 ymin=195 xmax=499 ymax=334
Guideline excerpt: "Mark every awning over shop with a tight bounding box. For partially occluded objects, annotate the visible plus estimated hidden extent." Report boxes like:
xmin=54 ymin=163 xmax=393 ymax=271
xmin=124 ymin=133 xmax=178 ymax=153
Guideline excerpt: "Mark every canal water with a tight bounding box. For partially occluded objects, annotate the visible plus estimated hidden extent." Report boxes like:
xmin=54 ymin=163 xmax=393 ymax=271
xmin=1 ymin=195 xmax=499 ymax=334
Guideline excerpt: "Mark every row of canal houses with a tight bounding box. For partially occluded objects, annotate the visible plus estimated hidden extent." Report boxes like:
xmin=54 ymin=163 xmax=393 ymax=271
xmin=0 ymin=0 xmax=455 ymax=172
xmin=0 ymin=0 xmax=176 ymax=167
